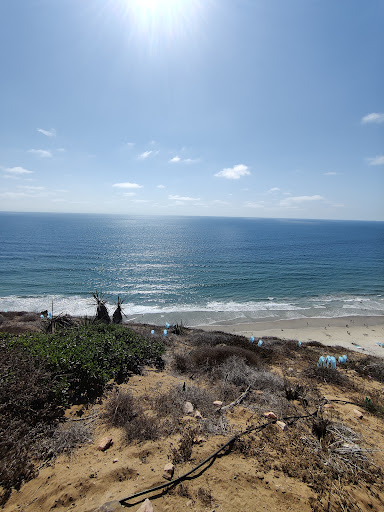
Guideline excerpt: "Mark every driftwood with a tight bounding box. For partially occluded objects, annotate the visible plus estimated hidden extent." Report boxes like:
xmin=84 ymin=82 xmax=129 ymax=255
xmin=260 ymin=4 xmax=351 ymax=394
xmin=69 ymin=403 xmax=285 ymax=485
xmin=221 ymin=385 xmax=251 ymax=412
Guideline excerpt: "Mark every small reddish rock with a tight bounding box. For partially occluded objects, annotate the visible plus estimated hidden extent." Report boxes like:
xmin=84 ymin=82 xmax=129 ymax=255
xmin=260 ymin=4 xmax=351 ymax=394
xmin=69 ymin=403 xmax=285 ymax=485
xmin=276 ymin=421 xmax=287 ymax=431
xmin=323 ymin=404 xmax=334 ymax=410
xmin=97 ymin=437 xmax=113 ymax=451
xmin=162 ymin=463 xmax=174 ymax=480
xmin=263 ymin=411 xmax=277 ymax=420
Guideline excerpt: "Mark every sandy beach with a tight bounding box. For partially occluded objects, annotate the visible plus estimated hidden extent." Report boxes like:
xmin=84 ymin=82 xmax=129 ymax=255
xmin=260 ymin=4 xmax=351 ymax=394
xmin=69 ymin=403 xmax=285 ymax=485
xmin=201 ymin=315 xmax=384 ymax=358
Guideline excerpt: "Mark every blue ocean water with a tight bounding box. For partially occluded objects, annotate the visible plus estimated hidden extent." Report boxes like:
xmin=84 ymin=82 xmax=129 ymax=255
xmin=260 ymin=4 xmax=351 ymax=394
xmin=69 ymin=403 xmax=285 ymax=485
xmin=0 ymin=212 xmax=383 ymax=326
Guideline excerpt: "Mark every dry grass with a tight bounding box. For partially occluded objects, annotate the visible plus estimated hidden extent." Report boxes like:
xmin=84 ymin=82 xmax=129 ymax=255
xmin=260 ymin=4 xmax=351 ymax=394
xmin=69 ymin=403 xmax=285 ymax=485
xmin=102 ymin=388 xmax=160 ymax=443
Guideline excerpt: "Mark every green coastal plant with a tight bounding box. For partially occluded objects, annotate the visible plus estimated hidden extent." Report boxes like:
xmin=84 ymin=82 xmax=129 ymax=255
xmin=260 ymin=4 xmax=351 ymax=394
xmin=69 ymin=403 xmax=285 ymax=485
xmin=4 ymin=323 xmax=165 ymax=403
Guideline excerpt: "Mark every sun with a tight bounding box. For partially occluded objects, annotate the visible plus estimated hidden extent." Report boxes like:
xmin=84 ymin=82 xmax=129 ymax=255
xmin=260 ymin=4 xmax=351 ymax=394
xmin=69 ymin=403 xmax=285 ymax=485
xmin=115 ymin=0 xmax=205 ymax=42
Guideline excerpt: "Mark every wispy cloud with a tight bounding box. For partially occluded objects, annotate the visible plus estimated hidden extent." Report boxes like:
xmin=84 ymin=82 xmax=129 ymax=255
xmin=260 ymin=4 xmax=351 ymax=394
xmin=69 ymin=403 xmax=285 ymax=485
xmin=267 ymin=187 xmax=280 ymax=193
xmin=169 ymin=156 xmax=199 ymax=164
xmin=280 ymin=195 xmax=324 ymax=206
xmin=361 ymin=113 xmax=384 ymax=124
xmin=169 ymin=194 xmax=200 ymax=201
xmin=112 ymin=182 xmax=143 ymax=189
xmin=367 ymin=155 xmax=384 ymax=166
xmin=212 ymin=199 xmax=230 ymax=205
xmin=215 ymin=164 xmax=250 ymax=180
xmin=3 ymin=166 xmax=34 ymax=175
xmin=37 ymin=128 xmax=56 ymax=137
xmin=138 ymin=150 xmax=158 ymax=160
xmin=323 ymin=172 xmax=339 ymax=176
xmin=125 ymin=142 xmax=135 ymax=148
xmin=28 ymin=149 xmax=52 ymax=158
xmin=19 ymin=185 xmax=45 ymax=191
xmin=244 ymin=201 xmax=265 ymax=208
xmin=0 ymin=191 xmax=29 ymax=199
xmin=123 ymin=192 xmax=136 ymax=197
xmin=157 ymin=184 xmax=165 ymax=189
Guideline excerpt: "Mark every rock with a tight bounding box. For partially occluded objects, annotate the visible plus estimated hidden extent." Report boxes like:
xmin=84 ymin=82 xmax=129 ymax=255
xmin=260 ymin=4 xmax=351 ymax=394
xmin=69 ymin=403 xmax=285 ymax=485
xmin=162 ymin=463 xmax=174 ymax=480
xmin=263 ymin=411 xmax=277 ymax=420
xmin=193 ymin=436 xmax=207 ymax=444
xmin=353 ymin=409 xmax=364 ymax=419
xmin=213 ymin=400 xmax=223 ymax=410
xmin=97 ymin=437 xmax=113 ymax=451
xmin=183 ymin=401 xmax=194 ymax=415
xmin=256 ymin=472 xmax=264 ymax=480
xmin=194 ymin=410 xmax=203 ymax=419
xmin=113 ymin=458 xmax=119 ymax=463
xmin=323 ymin=403 xmax=334 ymax=410
xmin=276 ymin=421 xmax=287 ymax=431
xmin=136 ymin=499 xmax=154 ymax=512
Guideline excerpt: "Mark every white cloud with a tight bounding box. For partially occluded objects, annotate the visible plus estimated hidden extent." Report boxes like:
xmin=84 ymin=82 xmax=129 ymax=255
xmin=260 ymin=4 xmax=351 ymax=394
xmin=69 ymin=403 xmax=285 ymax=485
xmin=125 ymin=142 xmax=135 ymax=148
xmin=169 ymin=156 xmax=199 ymax=164
xmin=323 ymin=172 xmax=338 ymax=176
xmin=138 ymin=150 xmax=153 ymax=160
xmin=56 ymin=148 xmax=65 ymax=152
xmin=169 ymin=194 xmax=200 ymax=201
xmin=37 ymin=128 xmax=56 ymax=137
xmin=215 ymin=164 xmax=250 ymax=180
xmin=3 ymin=166 xmax=33 ymax=175
xmin=112 ymin=182 xmax=143 ymax=189
xmin=157 ymin=184 xmax=165 ymax=189
xmin=367 ymin=155 xmax=384 ymax=166
xmin=28 ymin=149 xmax=52 ymax=158
xmin=132 ymin=199 xmax=150 ymax=204
xmin=280 ymin=195 xmax=324 ymax=206
xmin=267 ymin=187 xmax=280 ymax=193
xmin=361 ymin=113 xmax=384 ymax=124
xmin=123 ymin=192 xmax=136 ymax=197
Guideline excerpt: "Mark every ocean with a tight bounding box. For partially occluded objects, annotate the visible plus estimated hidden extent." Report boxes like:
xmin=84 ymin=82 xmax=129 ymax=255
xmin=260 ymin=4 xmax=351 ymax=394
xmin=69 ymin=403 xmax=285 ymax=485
xmin=0 ymin=212 xmax=383 ymax=326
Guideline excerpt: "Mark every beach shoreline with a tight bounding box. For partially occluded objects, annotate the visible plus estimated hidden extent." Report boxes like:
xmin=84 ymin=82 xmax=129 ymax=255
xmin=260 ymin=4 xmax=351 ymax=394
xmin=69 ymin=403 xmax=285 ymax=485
xmin=199 ymin=315 xmax=384 ymax=358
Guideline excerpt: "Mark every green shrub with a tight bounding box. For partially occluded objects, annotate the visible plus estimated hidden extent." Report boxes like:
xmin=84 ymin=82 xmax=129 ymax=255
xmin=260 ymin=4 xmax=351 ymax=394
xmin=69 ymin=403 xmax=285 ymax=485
xmin=3 ymin=323 xmax=165 ymax=403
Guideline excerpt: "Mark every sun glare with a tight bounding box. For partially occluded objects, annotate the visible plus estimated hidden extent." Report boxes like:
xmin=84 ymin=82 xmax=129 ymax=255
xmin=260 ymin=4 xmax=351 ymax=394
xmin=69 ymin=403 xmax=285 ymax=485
xmin=114 ymin=0 xmax=206 ymax=44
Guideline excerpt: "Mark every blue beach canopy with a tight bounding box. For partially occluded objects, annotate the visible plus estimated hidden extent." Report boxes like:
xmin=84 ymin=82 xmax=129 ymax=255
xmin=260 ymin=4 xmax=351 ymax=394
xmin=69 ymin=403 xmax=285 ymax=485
xmin=250 ymin=336 xmax=254 ymax=343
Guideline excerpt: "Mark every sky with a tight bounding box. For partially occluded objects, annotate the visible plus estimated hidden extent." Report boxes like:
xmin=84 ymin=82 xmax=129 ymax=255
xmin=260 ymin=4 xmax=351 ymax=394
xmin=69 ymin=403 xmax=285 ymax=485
xmin=0 ymin=0 xmax=383 ymax=220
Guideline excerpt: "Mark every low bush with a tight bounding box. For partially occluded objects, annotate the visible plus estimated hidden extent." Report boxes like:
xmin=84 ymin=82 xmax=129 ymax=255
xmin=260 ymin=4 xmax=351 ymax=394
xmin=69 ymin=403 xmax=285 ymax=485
xmin=170 ymin=425 xmax=199 ymax=463
xmin=3 ymin=323 xmax=165 ymax=403
xmin=0 ymin=342 xmax=64 ymax=506
xmin=102 ymin=389 xmax=138 ymax=428
xmin=304 ymin=365 xmax=352 ymax=388
xmin=153 ymin=383 xmax=216 ymax=422
xmin=190 ymin=345 xmax=263 ymax=370
xmin=351 ymin=356 xmax=384 ymax=383
xmin=102 ymin=388 xmax=160 ymax=443
xmin=212 ymin=356 xmax=284 ymax=392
